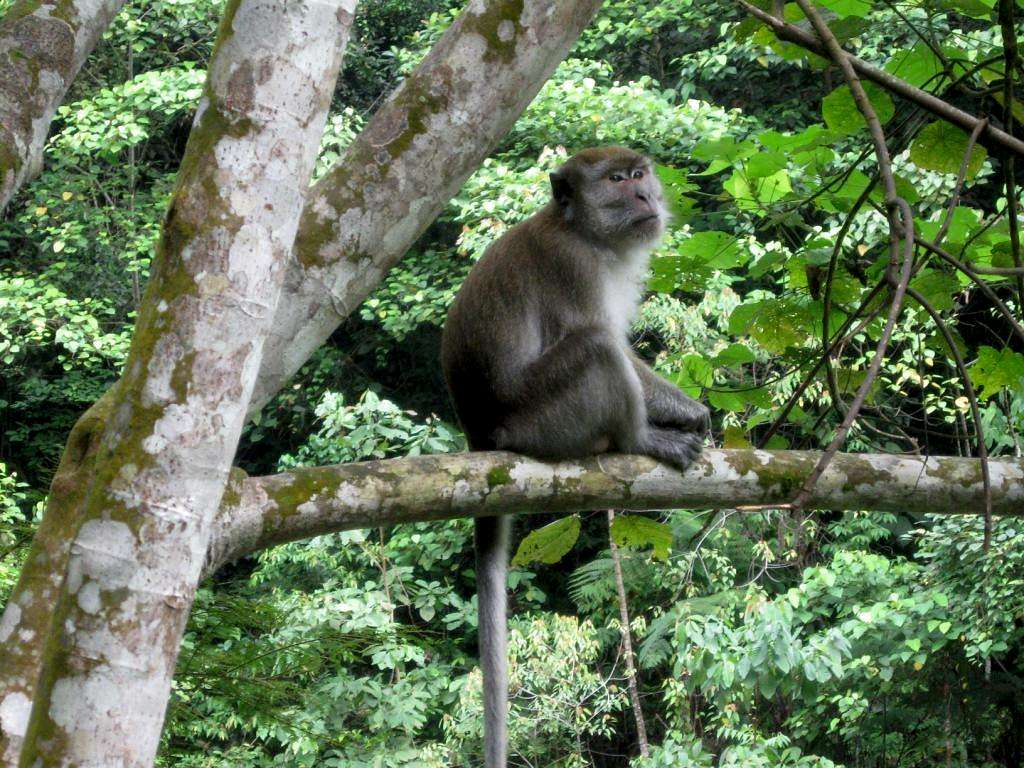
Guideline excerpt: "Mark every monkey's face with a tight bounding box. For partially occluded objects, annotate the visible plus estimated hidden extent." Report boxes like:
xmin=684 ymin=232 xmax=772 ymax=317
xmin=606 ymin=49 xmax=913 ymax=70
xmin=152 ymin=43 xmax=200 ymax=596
xmin=550 ymin=147 xmax=667 ymax=247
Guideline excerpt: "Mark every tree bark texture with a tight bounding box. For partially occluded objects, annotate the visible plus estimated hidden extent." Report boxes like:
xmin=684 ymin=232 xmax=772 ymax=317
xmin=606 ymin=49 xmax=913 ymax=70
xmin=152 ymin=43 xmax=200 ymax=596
xmin=8 ymin=1 xmax=354 ymax=764
xmin=249 ymin=0 xmax=606 ymax=411
xmin=0 ymin=5 xmax=605 ymax=760
xmin=203 ymin=450 xmax=1024 ymax=577
xmin=607 ymin=509 xmax=650 ymax=758
xmin=0 ymin=0 xmax=129 ymax=212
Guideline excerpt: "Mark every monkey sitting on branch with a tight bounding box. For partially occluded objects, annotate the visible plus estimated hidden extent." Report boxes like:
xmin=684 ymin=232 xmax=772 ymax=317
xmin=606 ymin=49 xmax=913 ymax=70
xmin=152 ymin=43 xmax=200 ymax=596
xmin=441 ymin=145 xmax=710 ymax=768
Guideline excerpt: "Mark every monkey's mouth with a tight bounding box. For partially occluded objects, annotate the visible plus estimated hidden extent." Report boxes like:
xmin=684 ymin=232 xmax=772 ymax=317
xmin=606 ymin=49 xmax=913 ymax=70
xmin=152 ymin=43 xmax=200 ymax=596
xmin=631 ymin=214 xmax=660 ymax=226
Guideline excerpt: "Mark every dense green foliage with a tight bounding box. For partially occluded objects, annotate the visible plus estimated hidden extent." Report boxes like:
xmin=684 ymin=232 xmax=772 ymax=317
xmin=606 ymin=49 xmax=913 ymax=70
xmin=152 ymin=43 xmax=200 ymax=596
xmin=2 ymin=0 xmax=1024 ymax=765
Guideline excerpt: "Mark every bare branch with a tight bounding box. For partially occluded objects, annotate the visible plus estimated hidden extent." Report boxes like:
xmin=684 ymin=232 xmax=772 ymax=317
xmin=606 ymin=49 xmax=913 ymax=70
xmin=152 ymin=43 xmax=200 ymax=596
xmin=203 ymin=450 xmax=1024 ymax=577
xmin=914 ymin=235 xmax=1024 ymax=346
xmin=905 ymin=286 xmax=993 ymax=548
xmin=934 ymin=118 xmax=987 ymax=248
xmin=789 ymin=0 xmax=915 ymax=508
xmin=997 ymin=0 xmax=1024 ymax=306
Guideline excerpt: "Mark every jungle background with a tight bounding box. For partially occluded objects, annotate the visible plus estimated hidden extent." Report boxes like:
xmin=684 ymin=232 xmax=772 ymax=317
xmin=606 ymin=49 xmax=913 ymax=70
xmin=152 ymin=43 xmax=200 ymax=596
xmin=2 ymin=0 xmax=1024 ymax=765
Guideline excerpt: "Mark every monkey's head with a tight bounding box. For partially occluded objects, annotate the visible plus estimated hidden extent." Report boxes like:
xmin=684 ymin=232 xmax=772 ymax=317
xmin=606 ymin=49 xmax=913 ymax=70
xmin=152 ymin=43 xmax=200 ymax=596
xmin=549 ymin=146 xmax=667 ymax=248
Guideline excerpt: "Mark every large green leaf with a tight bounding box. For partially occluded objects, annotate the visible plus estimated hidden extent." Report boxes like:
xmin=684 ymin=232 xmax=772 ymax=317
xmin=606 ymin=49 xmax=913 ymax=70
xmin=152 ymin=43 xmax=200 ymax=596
xmin=909 ymin=270 xmax=961 ymax=312
xmin=681 ymin=231 xmax=746 ymax=269
xmin=611 ymin=515 xmax=672 ymax=560
xmin=724 ymin=168 xmax=792 ymax=210
xmin=512 ymin=516 xmax=581 ymax=566
xmin=728 ymin=298 xmax=819 ymax=353
xmin=969 ymin=346 xmax=1024 ymax=399
xmin=822 ymin=82 xmax=895 ymax=135
xmin=884 ymin=45 xmax=946 ymax=90
xmin=673 ymin=353 xmax=714 ymax=397
xmin=817 ymin=0 xmax=873 ymax=17
xmin=909 ymin=121 xmax=988 ymax=179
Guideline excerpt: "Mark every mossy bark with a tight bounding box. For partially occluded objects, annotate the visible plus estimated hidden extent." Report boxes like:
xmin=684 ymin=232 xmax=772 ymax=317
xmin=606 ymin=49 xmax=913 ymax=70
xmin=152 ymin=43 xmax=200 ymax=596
xmin=250 ymin=0 xmax=605 ymax=411
xmin=204 ymin=450 xmax=1024 ymax=576
xmin=0 ymin=0 xmax=129 ymax=211
xmin=6 ymin=1 xmax=354 ymax=765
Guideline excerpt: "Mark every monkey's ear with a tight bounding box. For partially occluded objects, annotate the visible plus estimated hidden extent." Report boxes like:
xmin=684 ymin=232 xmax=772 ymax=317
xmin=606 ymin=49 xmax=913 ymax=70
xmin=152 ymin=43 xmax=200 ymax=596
xmin=549 ymin=170 xmax=573 ymax=207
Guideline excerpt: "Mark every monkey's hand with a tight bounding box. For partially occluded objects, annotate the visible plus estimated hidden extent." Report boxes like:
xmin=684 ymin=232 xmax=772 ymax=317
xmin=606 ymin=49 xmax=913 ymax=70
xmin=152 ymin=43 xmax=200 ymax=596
xmin=649 ymin=397 xmax=710 ymax=435
xmin=638 ymin=427 xmax=704 ymax=472
xmin=631 ymin=357 xmax=711 ymax=434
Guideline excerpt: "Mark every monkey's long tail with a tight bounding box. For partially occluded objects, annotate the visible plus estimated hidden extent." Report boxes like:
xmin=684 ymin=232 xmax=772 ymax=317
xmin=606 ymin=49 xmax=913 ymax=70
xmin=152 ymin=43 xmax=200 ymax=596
xmin=475 ymin=514 xmax=511 ymax=768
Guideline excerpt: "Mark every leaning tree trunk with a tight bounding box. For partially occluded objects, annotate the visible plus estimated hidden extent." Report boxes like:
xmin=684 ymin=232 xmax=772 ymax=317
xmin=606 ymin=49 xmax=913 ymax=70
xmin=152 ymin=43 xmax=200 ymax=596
xmin=0 ymin=0 xmax=130 ymax=212
xmin=11 ymin=1 xmax=354 ymax=764
xmin=0 ymin=2 xmax=604 ymax=760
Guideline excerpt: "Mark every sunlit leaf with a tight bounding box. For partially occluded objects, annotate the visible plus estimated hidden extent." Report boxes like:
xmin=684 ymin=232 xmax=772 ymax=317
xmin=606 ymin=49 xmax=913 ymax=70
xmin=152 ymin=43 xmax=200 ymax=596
xmin=611 ymin=515 xmax=672 ymax=560
xmin=909 ymin=121 xmax=988 ymax=179
xmin=512 ymin=516 xmax=581 ymax=567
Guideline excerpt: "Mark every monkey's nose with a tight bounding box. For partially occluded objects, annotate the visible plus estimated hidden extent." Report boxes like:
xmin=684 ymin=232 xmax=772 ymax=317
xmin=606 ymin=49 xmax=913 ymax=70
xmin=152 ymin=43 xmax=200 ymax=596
xmin=636 ymin=190 xmax=650 ymax=203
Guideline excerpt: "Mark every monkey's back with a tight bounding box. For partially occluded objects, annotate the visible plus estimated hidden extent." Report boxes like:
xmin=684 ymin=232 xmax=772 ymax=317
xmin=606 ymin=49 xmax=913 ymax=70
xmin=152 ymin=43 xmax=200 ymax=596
xmin=442 ymin=208 xmax=595 ymax=449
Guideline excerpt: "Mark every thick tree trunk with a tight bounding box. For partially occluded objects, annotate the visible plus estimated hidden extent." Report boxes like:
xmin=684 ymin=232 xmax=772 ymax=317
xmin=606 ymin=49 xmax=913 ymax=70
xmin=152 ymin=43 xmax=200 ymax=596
xmin=8 ymin=1 xmax=354 ymax=764
xmin=249 ymin=0 xmax=605 ymax=410
xmin=0 ymin=0 xmax=129 ymax=212
xmin=203 ymin=450 xmax=1024 ymax=576
xmin=0 ymin=4 xmax=604 ymax=758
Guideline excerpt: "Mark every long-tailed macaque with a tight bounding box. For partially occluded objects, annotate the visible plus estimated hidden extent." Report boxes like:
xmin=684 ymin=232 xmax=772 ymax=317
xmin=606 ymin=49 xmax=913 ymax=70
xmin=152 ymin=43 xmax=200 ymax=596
xmin=441 ymin=146 xmax=709 ymax=767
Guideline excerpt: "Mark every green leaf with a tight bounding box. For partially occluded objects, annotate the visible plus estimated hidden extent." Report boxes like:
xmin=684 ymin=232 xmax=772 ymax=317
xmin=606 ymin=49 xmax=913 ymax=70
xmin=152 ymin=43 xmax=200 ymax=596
xmin=817 ymin=0 xmax=872 ymax=17
xmin=611 ymin=515 xmax=672 ymax=560
xmin=909 ymin=270 xmax=961 ymax=312
xmin=655 ymin=164 xmax=699 ymax=224
xmin=884 ymin=45 xmax=946 ymax=90
xmin=512 ymin=516 xmax=581 ymax=567
xmin=744 ymin=152 xmax=788 ymax=179
xmin=909 ymin=121 xmax=988 ymax=179
xmin=679 ymin=230 xmax=746 ymax=269
xmin=673 ymin=353 xmax=714 ymax=396
xmin=728 ymin=299 xmax=818 ymax=353
xmin=969 ymin=346 xmax=1024 ymax=399
xmin=724 ymin=168 xmax=792 ymax=210
xmin=822 ymin=82 xmax=895 ymax=135
xmin=709 ymin=386 xmax=771 ymax=412
xmin=758 ymin=124 xmax=831 ymax=153
xmin=712 ymin=342 xmax=756 ymax=367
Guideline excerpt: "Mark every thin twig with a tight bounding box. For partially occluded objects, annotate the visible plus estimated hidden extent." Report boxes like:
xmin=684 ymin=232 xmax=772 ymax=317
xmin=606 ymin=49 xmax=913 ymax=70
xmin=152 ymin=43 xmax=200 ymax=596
xmin=757 ymin=282 xmax=886 ymax=447
xmin=960 ymin=262 xmax=1024 ymax=275
xmin=998 ymin=0 xmax=1024 ymax=308
xmin=738 ymin=0 xmax=1024 ymax=157
xmin=934 ymin=118 xmax=988 ymax=248
xmin=905 ymin=286 xmax=993 ymax=549
xmin=607 ymin=510 xmax=649 ymax=758
xmin=914 ymin=236 xmax=1024 ymax=345
xmin=789 ymin=0 xmax=916 ymax=509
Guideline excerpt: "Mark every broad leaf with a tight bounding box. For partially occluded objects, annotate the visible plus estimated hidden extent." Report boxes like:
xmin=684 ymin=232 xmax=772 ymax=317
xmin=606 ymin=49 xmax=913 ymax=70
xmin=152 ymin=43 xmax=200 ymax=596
xmin=611 ymin=515 xmax=672 ymax=560
xmin=512 ymin=516 xmax=581 ymax=566
xmin=969 ymin=346 xmax=1024 ymax=399
xmin=909 ymin=121 xmax=988 ymax=179
xmin=822 ymin=82 xmax=895 ymax=135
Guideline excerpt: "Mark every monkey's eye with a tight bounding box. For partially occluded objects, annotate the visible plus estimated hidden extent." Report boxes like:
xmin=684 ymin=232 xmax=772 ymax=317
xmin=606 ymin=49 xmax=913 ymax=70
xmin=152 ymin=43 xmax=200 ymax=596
xmin=609 ymin=172 xmax=625 ymax=182
xmin=632 ymin=169 xmax=644 ymax=180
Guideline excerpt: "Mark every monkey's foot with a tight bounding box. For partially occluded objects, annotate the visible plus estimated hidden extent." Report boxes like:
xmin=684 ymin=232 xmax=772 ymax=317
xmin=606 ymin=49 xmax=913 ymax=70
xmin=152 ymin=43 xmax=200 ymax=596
xmin=641 ymin=427 xmax=704 ymax=471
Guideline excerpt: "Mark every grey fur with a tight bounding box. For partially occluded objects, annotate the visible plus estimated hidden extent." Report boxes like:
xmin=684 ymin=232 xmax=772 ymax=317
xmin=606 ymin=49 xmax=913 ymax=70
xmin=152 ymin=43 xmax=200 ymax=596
xmin=441 ymin=146 xmax=709 ymax=768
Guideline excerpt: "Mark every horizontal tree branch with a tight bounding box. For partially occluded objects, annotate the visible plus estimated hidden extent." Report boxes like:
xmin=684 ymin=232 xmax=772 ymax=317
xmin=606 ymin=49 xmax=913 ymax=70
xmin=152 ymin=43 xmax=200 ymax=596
xmin=203 ymin=450 xmax=1024 ymax=576
xmin=738 ymin=0 xmax=1024 ymax=157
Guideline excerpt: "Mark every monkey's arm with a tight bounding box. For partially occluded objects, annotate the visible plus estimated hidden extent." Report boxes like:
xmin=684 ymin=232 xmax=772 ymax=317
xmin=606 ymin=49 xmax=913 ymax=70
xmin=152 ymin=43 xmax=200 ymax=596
xmin=629 ymin=351 xmax=710 ymax=433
